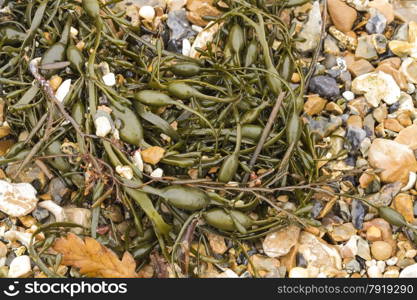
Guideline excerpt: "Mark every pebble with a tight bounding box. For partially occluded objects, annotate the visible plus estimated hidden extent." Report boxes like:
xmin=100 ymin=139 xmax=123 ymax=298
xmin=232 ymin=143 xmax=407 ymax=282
xmin=298 ymin=231 xmax=342 ymax=275
xmin=186 ymin=0 xmax=221 ymax=27
xmin=303 ymin=95 xmax=327 ymax=115
xmin=0 ymin=241 xmax=7 ymax=258
xmin=372 ymin=34 xmax=388 ymax=54
xmin=345 ymin=259 xmax=361 ymax=273
xmin=371 ymin=241 xmax=392 ymax=260
xmin=348 ymin=59 xmax=375 ymax=77
xmin=8 ymin=255 xmax=31 ymax=278
xmin=64 ymin=208 xmax=91 ymax=234
xmin=395 ymin=124 xmax=417 ymax=150
xmin=330 ymin=223 xmax=356 ymax=242
xmin=0 ymin=180 xmax=38 ymax=217
xmin=355 ymin=35 xmax=378 ymax=60
xmin=368 ymin=138 xmax=417 ymax=183
xmin=330 ymin=26 xmax=359 ymax=51
xmin=296 ymin=1 xmax=322 ymax=53
xmin=327 ymin=0 xmax=357 ymax=33
xmin=366 ymin=225 xmax=382 ymax=241
xmin=369 ymin=0 xmax=395 ymax=24
xmin=139 ymin=5 xmax=155 ymax=21
xmin=325 ymin=102 xmax=344 ymax=115
xmin=263 ymin=225 xmax=300 ymax=258
xmin=399 ymin=263 xmax=417 ymax=277
xmin=352 ymin=71 xmax=401 ymax=107
xmin=400 ymin=57 xmax=417 ymax=84
xmin=366 ymin=8 xmax=387 ymax=34
xmin=55 ymin=79 xmax=71 ymax=102
xmin=248 ymin=255 xmax=282 ymax=278
xmin=324 ymin=36 xmax=342 ymax=56
xmin=343 ymin=91 xmax=355 ymax=101
xmin=102 ymin=73 xmax=116 ymax=87
xmin=207 ymin=233 xmax=227 ymax=255
xmin=376 ymin=64 xmax=408 ymax=90
xmin=351 ymin=199 xmax=367 ymax=229
xmin=392 ymin=193 xmax=415 ymax=222
xmin=289 ymin=267 xmax=309 ymax=278
xmin=308 ymin=75 xmax=340 ymax=99
xmin=383 ymin=118 xmax=404 ymax=132
xmin=346 ymin=0 xmax=369 ymax=11
xmin=367 ymin=265 xmax=383 ymax=277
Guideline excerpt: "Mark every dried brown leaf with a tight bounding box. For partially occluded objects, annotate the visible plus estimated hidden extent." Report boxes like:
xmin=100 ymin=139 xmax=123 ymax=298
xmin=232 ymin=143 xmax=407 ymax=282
xmin=53 ymin=233 xmax=138 ymax=278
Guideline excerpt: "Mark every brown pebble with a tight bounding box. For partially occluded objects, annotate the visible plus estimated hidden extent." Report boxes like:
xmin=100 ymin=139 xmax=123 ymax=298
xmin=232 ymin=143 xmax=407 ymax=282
xmin=383 ymin=118 xmax=404 ymax=132
xmin=347 ymin=115 xmax=363 ymax=128
xmin=371 ymin=241 xmax=392 ymax=260
xmin=366 ymin=225 xmax=382 ymax=242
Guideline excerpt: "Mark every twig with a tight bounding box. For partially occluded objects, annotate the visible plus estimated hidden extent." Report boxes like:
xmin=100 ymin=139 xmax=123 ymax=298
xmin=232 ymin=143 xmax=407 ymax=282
xmin=242 ymin=92 xmax=285 ymax=183
xmin=29 ymin=58 xmax=85 ymax=138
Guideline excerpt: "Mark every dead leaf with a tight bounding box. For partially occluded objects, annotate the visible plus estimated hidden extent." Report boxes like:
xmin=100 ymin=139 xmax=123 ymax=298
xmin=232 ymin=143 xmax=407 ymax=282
xmin=53 ymin=233 xmax=138 ymax=278
xmin=141 ymin=146 xmax=165 ymax=165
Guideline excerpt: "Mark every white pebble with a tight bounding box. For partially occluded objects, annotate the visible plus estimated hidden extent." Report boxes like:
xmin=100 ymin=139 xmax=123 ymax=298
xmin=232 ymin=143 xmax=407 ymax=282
xmin=150 ymin=168 xmax=163 ymax=178
xmin=407 ymin=83 xmax=416 ymax=94
xmin=55 ymin=79 xmax=71 ymax=102
xmin=38 ymin=200 xmax=66 ymax=222
xmin=139 ymin=6 xmax=155 ymax=21
xmin=343 ymin=91 xmax=355 ymax=101
xmin=289 ymin=267 xmax=309 ymax=278
xmin=386 ymin=257 xmax=398 ymax=266
xmin=191 ymin=25 xmax=203 ymax=32
xmin=70 ymin=26 xmax=78 ymax=38
xmin=182 ymin=39 xmax=191 ymax=56
xmin=116 ymin=165 xmax=133 ymax=180
xmin=4 ymin=230 xmax=32 ymax=247
xmin=8 ymin=255 xmax=31 ymax=278
xmin=102 ymin=72 xmax=116 ymax=87
xmin=367 ymin=265 xmax=382 ymax=278
xmin=0 ymin=181 xmax=38 ymax=217
xmin=401 ymin=172 xmax=416 ymax=192
xmin=133 ymin=150 xmax=144 ymax=172
xmin=94 ymin=116 xmax=112 ymax=137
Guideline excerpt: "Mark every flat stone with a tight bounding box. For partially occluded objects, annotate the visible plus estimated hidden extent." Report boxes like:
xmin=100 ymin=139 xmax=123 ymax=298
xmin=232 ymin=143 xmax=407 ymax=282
xmin=384 ymin=118 xmax=404 ymax=132
xmin=298 ymin=231 xmax=342 ymax=274
xmin=348 ymin=59 xmax=375 ymax=77
xmin=368 ymin=139 xmax=417 ymax=183
xmin=296 ymin=1 xmax=322 ymax=53
xmin=355 ymin=35 xmax=378 ymax=60
xmin=376 ymin=64 xmax=408 ymax=90
xmin=263 ymin=225 xmax=300 ymax=258
xmin=64 ymin=208 xmax=91 ymax=234
xmin=248 ymin=255 xmax=282 ymax=278
xmin=207 ymin=232 xmax=227 ymax=255
xmin=330 ymin=223 xmax=357 ymax=242
xmin=395 ymin=124 xmax=417 ymax=150
xmin=392 ymin=193 xmax=415 ymax=223
xmin=327 ymin=0 xmax=357 ymax=33
xmin=379 ymin=57 xmax=402 ymax=69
